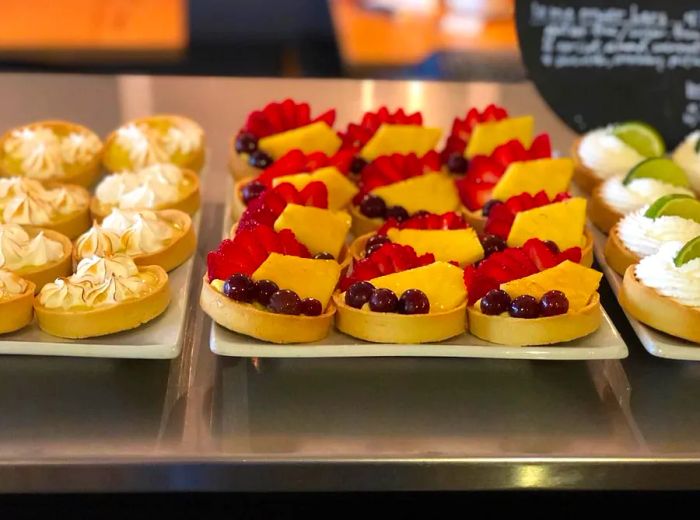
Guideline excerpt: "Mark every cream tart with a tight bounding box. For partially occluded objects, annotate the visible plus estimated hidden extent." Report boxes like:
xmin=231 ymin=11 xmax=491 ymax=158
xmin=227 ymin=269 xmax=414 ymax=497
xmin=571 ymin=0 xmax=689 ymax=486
xmin=672 ymin=130 xmax=700 ymax=194
xmin=0 ymin=177 xmax=91 ymax=239
xmin=74 ymin=208 xmax=195 ymax=272
xmin=35 ymin=254 xmax=170 ymax=338
xmin=230 ymin=99 xmax=340 ymax=180
xmin=201 ymin=225 xmax=341 ymax=343
xmin=620 ymin=240 xmax=700 ymax=343
xmin=0 ymin=269 xmax=35 ymax=334
xmin=91 ymin=163 xmax=200 ymax=219
xmin=0 ymin=223 xmax=72 ymax=293
xmin=103 ymin=114 xmax=205 ymax=173
xmin=0 ymin=120 xmax=102 ymax=187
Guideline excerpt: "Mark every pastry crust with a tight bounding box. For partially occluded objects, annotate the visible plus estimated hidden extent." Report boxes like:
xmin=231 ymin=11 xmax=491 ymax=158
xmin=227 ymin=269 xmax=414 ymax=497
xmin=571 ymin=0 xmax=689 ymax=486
xmin=231 ymin=176 xmax=256 ymax=221
xmin=0 ymin=280 xmax=36 ymax=334
xmin=468 ymin=293 xmax=601 ymax=345
xmin=12 ymin=227 xmax=73 ymax=293
xmin=103 ymin=114 xmax=205 ymax=173
xmin=90 ymin=169 xmax=201 ymax=220
xmin=571 ymin=136 xmax=603 ymax=194
xmin=349 ymin=204 xmax=383 ymax=237
xmin=228 ymin=146 xmax=262 ymax=180
xmin=34 ymin=265 xmax=170 ymax=339
xmin=588 ymin=183 xmax=622 ymax=234
xmin=604 ymin=223 xmax=640 ymax=276
xmin=73 ymin=209 xmax=196 ymax=273
xmin=463 ymin=207 xmax=486 ymax=233
xmin=0 ymin=120 xmax=103 ymax=188
xmin=620 ymin=266 xmax=700 ymax=343
xmin=333 ymin=292 xmax=467 ymax=344
xmin=201 ymin=276 xmax=335 ymax=343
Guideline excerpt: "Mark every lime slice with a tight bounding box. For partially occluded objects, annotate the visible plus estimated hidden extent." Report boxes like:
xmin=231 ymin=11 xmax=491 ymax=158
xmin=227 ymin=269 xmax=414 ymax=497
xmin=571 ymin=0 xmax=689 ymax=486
xmin=644 ymin=194 xmax=700 ymax=222
xmin=612 ymin=121 xmax=666 ymax=157
xmin=622 ymin=157 xmax=690 ymax=188
xmin=674 ymin=236 xmax=700 ymax=267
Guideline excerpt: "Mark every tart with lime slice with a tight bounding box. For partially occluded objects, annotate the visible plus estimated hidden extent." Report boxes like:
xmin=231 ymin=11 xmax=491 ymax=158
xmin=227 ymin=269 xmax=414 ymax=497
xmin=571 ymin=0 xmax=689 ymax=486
xmin=589 ymin=157 xmax=694 ymax=233
xmin=620 ymin=238 xmax=700 ymax=343
xmin=605 ymin=195 xmax=700 ymax=275
xmin=571 ymin=121 xmax=663 ymax=194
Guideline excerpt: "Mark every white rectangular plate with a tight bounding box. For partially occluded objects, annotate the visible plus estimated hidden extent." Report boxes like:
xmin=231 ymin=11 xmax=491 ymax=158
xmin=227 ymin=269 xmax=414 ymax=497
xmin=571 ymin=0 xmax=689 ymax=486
xmin=591 ymin=227 xmax=700 ymax=361
xmin=0 ymin=214 xmax=199 ymax=359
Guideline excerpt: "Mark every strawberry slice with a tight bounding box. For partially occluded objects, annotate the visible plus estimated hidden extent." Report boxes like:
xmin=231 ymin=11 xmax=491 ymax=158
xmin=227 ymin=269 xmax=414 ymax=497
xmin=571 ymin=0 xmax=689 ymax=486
xmin=522 ymin=238 xmax=558 ymax=271
xmin=297 ymin=181 xmax=329 ymax=208
xmin=313 ymin=109 xmax=336 ymax=126
xmin=242 ymin=99 xmax=336 ymax=138
xmin=238 ymin=182 xmax=329 ymax=230
xmin=376 ymin=211 xmax=468 ymax=234
xmin=357 ymin=151 xmax=441 ymax=199
xmin=456 ymin=178 xmax=496 ymax=212
xmin=484 ymin=191 xmax=570 ymax=239
xmin=440 ymin=104 xmax=509 ymax=162
xmin=340 ymin=243 xmax=435 ymax=290
xmin=339 ymin=106 xmax=424 ymax=151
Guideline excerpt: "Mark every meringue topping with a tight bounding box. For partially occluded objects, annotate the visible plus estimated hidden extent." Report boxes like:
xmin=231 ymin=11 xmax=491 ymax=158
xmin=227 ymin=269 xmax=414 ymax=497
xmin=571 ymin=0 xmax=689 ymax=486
xmin=0 ymin=269 xmax=28 ymax=299
xmin=94 ymin=163 xmax=188 ymax=210
xmin=0 ymin=224 xmax=65 ymax=270
xmin=114 ymin=119 xmax=202 ymax=169
xmin=0 ymin=177 xmax=89 ymax=226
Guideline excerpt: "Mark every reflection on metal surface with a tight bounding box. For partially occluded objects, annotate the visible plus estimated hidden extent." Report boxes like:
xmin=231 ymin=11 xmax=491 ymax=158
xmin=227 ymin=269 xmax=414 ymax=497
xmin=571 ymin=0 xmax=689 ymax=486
xmin=514 ymin=464 xmax=549 ymax=488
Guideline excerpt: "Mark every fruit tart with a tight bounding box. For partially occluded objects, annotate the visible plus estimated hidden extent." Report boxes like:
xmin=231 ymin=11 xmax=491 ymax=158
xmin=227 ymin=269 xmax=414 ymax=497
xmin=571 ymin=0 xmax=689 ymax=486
xmin=483 ymin=191 xmax=594 ymax=266
xmin=334 ymin=243 xmax=466 ymax=343
xmin=0 ymin=177 xmax=91 ymax=239
xmin=467 ymin=254 xmax=602 ymax=346
xmin=441 ymin=104 xmax=509 ymax=174
xmin=351 ymin=151 xmax=464 ymax=236
xmin=232 ymin=149 xmax=356 ymax=220
xmin=339 ymin=106 xmax=441 ymax=166
xmin=0 ymin=120 xmax=102 ymax=187
xmin=229 ymin=99 xmax=340 ymax=180
xmin=620 ymin=238 xmax=700 ymax=343
xmin=35 ymin=254 xmax=170 ymax=338
xmin=103 ymin=114 xmax=205 ymax=173
xmin=0 ymin=269 xmax=34 ymax=334
xmin=672 ymin=130 xmax=700 ymax=194
xmin=201 ymin=223 xmax=341 ymax=343
xmin=0 ymin=223 xmax=72 ymax=292
xmin=605 ymin=195 xmax=700 ymax=276
xmin=74 ymin=208 xmax=195 ymax=272
xmin=571 ymin=121 xmax=663 ymax=194
xmin=91 ymin=163 xmax=201 ymax=219
xmin=589 ymin=157 xmax=694 ymax=234
xmin=235 ymin=180 xmax=351 ymax=268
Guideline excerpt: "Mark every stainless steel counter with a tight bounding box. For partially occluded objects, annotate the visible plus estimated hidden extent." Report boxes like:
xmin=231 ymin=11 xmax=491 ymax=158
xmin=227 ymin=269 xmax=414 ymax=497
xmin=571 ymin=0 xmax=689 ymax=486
xmin=0 ymin=73 xmax=698 ymax=492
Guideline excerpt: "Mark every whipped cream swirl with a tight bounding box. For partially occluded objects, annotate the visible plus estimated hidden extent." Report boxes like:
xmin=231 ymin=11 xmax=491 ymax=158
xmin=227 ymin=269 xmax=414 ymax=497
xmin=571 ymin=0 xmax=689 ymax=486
xmin=0 ymin=177 xmax=88 ymax=226
xmin=617 ymin=207 xmax=700 ymax=258
xmin=0 ymin=224 xmax=65 ymax=270
xmin=599 ymin=176 xmax=694 ymax=215
xmin=162 ymin=122 xmax=203 ymax=156
xmin=672 ymin=131 xmax=700 ymax=193
xmin=0 ymin=269 xmax=28 ymax=299
xmin=95 ymin=163 xmax=186 ymax=210
xmin=635 ymin=241 xmax=700 ymax=307
xmin=578 ymin=127 xmax=646 ymax=179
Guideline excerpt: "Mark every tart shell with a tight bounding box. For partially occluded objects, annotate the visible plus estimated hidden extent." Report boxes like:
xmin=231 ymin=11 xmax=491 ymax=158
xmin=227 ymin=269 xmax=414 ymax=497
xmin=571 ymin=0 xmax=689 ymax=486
xmin=604 ymin=223 xmax=640 ymax=276
xmin=333 ymin=292 xmax=467 ymax=344
xmin=228 ymin=147 xmax=262 ymax=180
xmin=231 ymin=175 xmax=256 ymax=221
xmin=463 ymin=207 xmax=486 ymax=233
xmin=619 ymin=266 xmax=700 ymax=343
xmin=200 ymin=276 xmax=335 ymax=343
xmin=588 ymin=183 xmax=622 ymax=234
xmin=0 ymin=120 xmax=103 ymax=188
xmin=14 ymin=227 xmax=73 ymax=293
xmin=90 ymin=169 xmax=201 ymax=220
xmin=0 ymin=280 xmax=36 ymax=334
xmin=349 ymin=204 xmax=383 ymax=237
xmin=34 ymin=265 xmax=170 ymax=339
xmin=468 ymin=293 xmax=601 ymax=346
xmin=571 ymin=137 xmax=603 ymax=195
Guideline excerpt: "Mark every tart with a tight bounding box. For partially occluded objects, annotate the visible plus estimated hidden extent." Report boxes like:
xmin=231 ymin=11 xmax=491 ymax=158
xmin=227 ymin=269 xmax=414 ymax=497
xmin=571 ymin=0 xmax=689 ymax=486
xmin=91 ymin=163 xmax=201 ymax=219
xmin=0 ymin=177 xmax=91 ymax=239
xmin=0 ymin=223 xmax=72 ymax=293
xmin=232 ymin=149 xmax=356 ymax=220
xmin=0 ymin=269 xmax=35 ymax=334
xmin=335 ymin=244 xmax=466 ymax=343
xmin=201 ymin=224 xmax=340 ymax=343
xmin=103 ymin=114 xmax=205 ymax=173
xmin=0 ymin=120 xmax=102 ymax=187
xmin=229 ymin=99 xmax=340 ymax=180
xmin=467 ymin=258 xmax=602 ymax=345
xmin=483 ymin=191 xmax=594 ymax=266
xmin=34 ymin=254 xmax=170 ymax=338
xmin=351 ymin=151 xmax=464 ymax=236
xmin=74 ymin=208 xmax=195 ymax=272
xmin=619 ymin=240 xmax=700 ymax=343
xmin=672 ymin=130 xmax=700 ymax=194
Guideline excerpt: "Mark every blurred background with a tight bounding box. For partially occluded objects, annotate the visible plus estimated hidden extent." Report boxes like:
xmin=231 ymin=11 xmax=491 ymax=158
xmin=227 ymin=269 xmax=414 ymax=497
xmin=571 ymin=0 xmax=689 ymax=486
xmin=0 ymin=0 xmax=521 ymax=81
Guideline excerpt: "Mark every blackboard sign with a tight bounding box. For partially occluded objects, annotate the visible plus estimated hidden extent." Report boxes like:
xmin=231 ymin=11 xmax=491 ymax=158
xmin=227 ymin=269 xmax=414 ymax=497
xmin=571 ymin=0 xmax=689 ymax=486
xmin=516 ymin=0 xmax=700 ymax=147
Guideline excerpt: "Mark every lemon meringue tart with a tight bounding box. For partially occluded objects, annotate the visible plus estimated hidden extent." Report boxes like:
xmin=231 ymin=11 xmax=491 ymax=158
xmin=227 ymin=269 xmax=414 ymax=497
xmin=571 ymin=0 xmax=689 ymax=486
xmin=103 ymin=115 xmax=205 ymax=173
xmin=0 ymin=269 xmax=35 ymax=334
xmin=0 ymin=177 xmax=91 ymax=239
xmin=0 ymin=120 xmax=103 ymax=187
xmin=35 ymin=254 xmax=170 ymax=339
xmin=91 ymin=163 xmax=200 ymax=220
xmin=0 ymin=223 xmax=72 ymax=293
xmin=74 ymin=208 xmax=195 ymax=272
